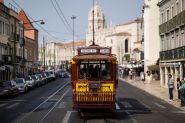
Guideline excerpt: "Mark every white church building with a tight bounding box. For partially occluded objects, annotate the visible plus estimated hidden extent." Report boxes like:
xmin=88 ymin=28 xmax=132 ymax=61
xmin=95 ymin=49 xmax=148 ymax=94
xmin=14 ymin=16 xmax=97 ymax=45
xmin=86 ymin=4 xmax=144 ymax=65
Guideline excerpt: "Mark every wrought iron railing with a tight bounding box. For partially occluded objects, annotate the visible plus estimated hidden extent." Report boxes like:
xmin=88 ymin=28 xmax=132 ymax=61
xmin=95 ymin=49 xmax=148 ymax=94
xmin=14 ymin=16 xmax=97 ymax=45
xmin=159 ymin=9 xmax=185 ymax=34
xmin=160 ymin=46 xmax=185 ymax=61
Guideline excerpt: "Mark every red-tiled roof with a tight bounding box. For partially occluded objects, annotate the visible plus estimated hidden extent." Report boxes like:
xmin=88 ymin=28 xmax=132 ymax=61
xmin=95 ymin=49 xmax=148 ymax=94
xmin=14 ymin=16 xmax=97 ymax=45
xmin=18 ymin=9 xmax=34 ymax=29
xmin=0 ymin=0 xmax=4 ymax=4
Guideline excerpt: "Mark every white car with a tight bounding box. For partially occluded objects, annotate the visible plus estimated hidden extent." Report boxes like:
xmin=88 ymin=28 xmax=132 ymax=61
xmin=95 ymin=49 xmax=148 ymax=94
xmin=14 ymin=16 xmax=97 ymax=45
xmin=46 ymin=70 xmax=56 ymax=80
xmin=14 ymin=78 xmax=29 ymax=93
xmin=24 ymin=76 xmax=35 ymax=89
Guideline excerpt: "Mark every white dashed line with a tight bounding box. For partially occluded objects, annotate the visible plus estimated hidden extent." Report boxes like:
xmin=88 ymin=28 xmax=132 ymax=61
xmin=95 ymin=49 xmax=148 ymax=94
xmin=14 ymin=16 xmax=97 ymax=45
xmin=61 ymin=111 xmax=75 ymax=123
xmin=125 ymin=111 xmax=138 ymax=123
xmin=154 ymin=102 xmax=166 ymax=109
xmin=6 ymin=103 xmax=19 ymax=109
xmin=0 ymin=103 xmax=7 ymax=108
xmin=116 ymin=103 xmax=120 ymax=110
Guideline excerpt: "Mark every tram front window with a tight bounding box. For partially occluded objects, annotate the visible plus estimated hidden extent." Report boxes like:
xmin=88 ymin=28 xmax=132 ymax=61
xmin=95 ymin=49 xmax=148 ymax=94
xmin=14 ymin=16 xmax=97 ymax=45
xmin=78 ymin=60 xmax=112 ymax=80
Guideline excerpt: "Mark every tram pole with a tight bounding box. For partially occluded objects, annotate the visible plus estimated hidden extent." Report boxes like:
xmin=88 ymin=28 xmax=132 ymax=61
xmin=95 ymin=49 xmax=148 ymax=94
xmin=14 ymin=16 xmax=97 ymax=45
xmin=71 ymin=15 xmax=76 ymax=57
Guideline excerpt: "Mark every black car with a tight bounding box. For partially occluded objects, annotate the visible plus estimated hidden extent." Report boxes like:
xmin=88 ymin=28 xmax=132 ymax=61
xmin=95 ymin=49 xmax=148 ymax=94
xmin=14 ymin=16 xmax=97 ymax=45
xmin=0 ymin=80 xmax=19 ymax=98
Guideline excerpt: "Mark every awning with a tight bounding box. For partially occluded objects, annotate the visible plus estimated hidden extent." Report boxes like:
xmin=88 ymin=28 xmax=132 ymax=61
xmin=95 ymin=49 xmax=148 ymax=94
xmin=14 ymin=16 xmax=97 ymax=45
xmin=147 ymin=64 xmax=159 ymax=71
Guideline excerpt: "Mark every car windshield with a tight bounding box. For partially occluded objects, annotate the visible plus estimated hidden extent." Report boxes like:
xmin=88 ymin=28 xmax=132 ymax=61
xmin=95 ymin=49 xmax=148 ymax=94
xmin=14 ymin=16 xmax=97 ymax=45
xmin=15 ymin=78 xmax=24 ymax=83
xmin=31 ymin=75 xmax=36 ymax=80
xmin=25 ymin=76 xmax=31 ymax=81
xmin=78 ymin=60 xmax=112 ymax=80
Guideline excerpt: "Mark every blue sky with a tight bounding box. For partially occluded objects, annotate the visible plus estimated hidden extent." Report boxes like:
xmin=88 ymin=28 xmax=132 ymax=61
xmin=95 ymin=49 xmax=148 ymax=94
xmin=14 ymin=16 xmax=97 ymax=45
xmin=5 ymin=0 xmax=143 ymax=45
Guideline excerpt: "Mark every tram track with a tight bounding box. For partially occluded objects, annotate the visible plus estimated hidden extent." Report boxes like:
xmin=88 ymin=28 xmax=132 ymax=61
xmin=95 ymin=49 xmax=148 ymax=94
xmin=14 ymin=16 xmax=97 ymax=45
xmin=16 ymin=82 xmax=70 ymax=123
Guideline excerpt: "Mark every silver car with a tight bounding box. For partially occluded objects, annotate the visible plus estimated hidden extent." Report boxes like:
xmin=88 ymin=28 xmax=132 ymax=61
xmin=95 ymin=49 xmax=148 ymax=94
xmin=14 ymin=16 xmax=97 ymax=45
xmin=24 ymin=76 xmax=35 ymax=89
xmin=14 ymin=78 xmax=28 ymax=93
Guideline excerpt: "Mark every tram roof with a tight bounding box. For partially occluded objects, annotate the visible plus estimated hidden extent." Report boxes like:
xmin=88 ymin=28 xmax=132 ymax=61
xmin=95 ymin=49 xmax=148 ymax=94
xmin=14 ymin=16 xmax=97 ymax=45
xmin=73 ymin=54 xmax=116 ymax=60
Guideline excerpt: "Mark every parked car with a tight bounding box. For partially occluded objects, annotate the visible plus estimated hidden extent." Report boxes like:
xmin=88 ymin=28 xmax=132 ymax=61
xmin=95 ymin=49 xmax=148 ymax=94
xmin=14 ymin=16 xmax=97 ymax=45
xmin=35 ymin=74 xmax=45 ymax=85
xmin=24 ymin=76 xmax=35 ymax=89
xmin=59 ymin=71 xmax=71 ymax=78
xmin=14 ymin=78 xmax=28 ymax=93
xmin=31 ymin=75 xmax=40 ymax=87
xmin=0 ymin=80 xmax=19 ymax=97
xmin=43 ymin=72 xmax=51 ymax=82
xmin=46 ymin=70 xmax=56 ymax=80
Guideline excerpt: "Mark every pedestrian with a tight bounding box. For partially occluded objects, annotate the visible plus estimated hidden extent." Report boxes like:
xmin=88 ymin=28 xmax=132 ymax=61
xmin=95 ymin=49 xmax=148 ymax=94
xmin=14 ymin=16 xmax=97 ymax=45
xmin=177 ymin=78 xmax=182 ymax=100
xmin=179 ymin=80 xmax=185 ymax=106
xmin=140 ymin=71 xmax=145 ymax=82
xmin=168 ymin=74 xmax=174 ymax=101
xmin=129 ymin=69 xmax=133 ymax=80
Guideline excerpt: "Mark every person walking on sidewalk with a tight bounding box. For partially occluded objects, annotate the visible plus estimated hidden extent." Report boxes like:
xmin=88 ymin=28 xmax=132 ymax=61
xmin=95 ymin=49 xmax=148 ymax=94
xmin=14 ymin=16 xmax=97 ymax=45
xmin=168 ymin=74 xmax=174 ymax=101
xmin=179 ymin=80 xmax=185 ymax=106
xmin=177 ymin=78 xmax=182 ymax=100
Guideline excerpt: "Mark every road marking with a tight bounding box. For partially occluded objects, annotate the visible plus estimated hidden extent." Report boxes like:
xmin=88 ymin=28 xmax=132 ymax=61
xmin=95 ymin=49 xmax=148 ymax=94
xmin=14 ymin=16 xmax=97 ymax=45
xmin=57 ymin=102 xmax=66 ymax=108
xmin=0 ymin=100 xmax=25 ymax=103
xmin=0 ymin=103 xmax=7 ymax=108
xmin=39 ymin=88 xmax=70 ymax=123
xmin=6 ymin=103 xmax=19 ymax=109
xmin=125 ymin=111 xmax=138 ymax=123
xmin=116 ymin=103 xmax=120 ymax=110
xmin=17 ymin=82 xmax=69 ymax=123
xmin=61 ymin=111 xmax=74 ymax=123
xmin=154 ymin=102 xmax=166 ymax=109
xmin=171 ymin=111 xmax=185 ymax=114
xmin=122 ymin=101 xmax=133 ymax=108
xmin=140 ymin=101 xmax=151 ymax=109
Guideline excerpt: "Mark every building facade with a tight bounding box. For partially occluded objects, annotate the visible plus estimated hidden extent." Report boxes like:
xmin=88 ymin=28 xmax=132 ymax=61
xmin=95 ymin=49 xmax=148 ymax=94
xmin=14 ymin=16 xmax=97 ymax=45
xmin=41 ymin=40 xmax=86 ymax=70
xmin=18 ymin=10 xmax=39 ymax=75
xmin=158 ymin=0 xmax=185 ymax=88
xmin=0 ymin=1 xmax=11 ymax=81
xmin=0 ymin=0 xmax=39 ymax=81
xmin=143 ymin=0 xmax=160 ymax=81
xmin=86 ymin=4 xmax=143 ymax=65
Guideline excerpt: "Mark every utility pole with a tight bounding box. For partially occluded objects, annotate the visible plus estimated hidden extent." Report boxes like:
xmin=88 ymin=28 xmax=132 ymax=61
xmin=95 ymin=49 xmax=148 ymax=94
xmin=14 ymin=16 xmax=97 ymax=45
xmin=71 ymin=15 xmax=76 ymax=57
xmin=43 ymin=36 xmax=45 ymax=71
xmin=92 ymin=0 xmax=95 ymax=45
xmin=13 ymin=18 xmax=17 ymax=79
xmin=54 ymin=42 xmax=56 ymax=71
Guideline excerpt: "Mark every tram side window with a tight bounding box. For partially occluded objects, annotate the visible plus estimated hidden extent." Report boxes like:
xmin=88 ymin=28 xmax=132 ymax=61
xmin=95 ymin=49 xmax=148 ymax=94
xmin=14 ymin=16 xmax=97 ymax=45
xmin=78 ymin=64 xmax=87 ymax=79
xmin=101 ymin=63 xmax=111 ymax=80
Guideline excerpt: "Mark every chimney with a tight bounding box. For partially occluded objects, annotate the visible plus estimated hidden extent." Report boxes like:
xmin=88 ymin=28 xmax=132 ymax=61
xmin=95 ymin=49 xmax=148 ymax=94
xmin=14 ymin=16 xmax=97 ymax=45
xmin=0 ymin=0 xmax=4 ymax=4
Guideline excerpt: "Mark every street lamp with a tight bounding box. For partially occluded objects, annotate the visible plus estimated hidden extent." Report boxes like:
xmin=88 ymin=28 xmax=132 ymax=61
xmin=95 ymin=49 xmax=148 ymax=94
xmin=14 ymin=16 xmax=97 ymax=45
xmin=22 ymin=19 xmax=45 ymax=75
xmin=71 ymin=15 xmax=76 ymax=57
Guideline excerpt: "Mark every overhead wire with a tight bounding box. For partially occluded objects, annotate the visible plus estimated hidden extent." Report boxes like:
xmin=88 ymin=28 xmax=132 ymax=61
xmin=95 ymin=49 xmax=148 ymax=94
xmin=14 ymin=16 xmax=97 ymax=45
xmin=50 ymin=0 xmax=72 ymax=33
xmin=11 ymin=0 xmax=62 ymax=41
xmin=54 ymin=0 xmax=72 ymax=32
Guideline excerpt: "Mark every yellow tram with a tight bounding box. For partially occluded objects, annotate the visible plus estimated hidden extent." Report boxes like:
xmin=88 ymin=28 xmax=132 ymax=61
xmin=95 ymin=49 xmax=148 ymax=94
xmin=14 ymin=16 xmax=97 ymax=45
xmin=70 ymin=44 xmax=118 ymax=111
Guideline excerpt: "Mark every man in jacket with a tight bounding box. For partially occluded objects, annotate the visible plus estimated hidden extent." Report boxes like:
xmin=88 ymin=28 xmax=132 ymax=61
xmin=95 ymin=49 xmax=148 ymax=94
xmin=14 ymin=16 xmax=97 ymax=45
xmin=168 ymin=74 xmax=174 ymax=101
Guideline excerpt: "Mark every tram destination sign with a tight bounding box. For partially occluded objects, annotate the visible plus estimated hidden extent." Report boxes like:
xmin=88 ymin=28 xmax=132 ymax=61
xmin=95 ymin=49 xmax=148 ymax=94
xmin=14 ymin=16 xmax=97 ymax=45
xmin=79 ymin=48 xmax=111 ymax=55
xmin=80 ymin=49 xmax=97 ymax=54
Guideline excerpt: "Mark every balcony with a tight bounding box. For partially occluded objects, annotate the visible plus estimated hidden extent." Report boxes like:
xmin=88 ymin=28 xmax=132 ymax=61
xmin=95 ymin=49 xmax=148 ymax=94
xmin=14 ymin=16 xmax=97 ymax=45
xmin=2 ymin=55 xmax=13 ymax=64
xmin=1 ymin=55 xmax=25 ymax=65
xmin=159 ymin=10 xmax=185 ymax=34
xmin=160 ymin=46 xmax=185 ymax=61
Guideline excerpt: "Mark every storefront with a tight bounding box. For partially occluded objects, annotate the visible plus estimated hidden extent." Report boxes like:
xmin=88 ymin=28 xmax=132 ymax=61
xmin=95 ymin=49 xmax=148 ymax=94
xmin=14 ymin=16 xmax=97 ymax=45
xmin=159 ymin=62 xmax=181 ymax=89
xmin=0 ymin=65 xmax=12 ymax=82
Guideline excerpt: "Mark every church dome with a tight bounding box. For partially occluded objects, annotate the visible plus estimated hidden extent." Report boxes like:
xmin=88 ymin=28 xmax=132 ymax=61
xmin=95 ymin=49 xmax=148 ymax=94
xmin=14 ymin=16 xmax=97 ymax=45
xmin=88 ymin=4 xmax=105 ymax=21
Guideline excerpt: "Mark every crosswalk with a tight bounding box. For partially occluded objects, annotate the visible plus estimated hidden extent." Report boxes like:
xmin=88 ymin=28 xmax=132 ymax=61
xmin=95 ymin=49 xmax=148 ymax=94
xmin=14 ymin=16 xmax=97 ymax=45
xmin=116 ymin=101 xmax=185 ymax=114
xmin=0 ymin=102 xmax=20 ymax=109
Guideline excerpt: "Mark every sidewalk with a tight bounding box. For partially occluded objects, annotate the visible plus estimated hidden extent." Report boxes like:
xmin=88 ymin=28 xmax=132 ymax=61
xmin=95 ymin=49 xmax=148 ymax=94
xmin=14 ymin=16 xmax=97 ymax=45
xmin=120 ymin=76 xmax=185 ymax=110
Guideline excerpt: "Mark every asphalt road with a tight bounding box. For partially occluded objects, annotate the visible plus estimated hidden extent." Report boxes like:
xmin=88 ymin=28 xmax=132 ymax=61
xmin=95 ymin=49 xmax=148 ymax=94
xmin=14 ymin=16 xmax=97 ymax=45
xmin=0 ymin=78 xmax=185 ymax=123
